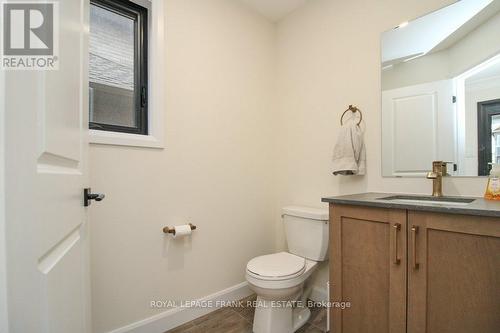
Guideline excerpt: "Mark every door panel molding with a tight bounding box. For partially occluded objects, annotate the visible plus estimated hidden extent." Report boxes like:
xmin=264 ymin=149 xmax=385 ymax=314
xmin=382 ymin=80 xmax=456 ymax=177
xmin=38 ymin=227 xmax=81 ymax=274
xmin=37 ymin=152 xmax=81 ymax=175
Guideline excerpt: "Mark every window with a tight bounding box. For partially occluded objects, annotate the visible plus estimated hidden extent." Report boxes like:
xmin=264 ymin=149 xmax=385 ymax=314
xmin=478 ymin=100 xmax=500 ymax=175
xmin=89 ymin=0 xmax=148 ymax=135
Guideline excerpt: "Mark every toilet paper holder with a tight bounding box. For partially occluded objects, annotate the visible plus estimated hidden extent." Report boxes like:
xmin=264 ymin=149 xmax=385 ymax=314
xmin=163 ymin=223 xmax=197 ymax=235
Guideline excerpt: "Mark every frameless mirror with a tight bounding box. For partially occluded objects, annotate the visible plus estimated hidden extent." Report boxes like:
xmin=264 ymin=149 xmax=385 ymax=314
xmin=381 ymin=0 xmax=500 ymax=177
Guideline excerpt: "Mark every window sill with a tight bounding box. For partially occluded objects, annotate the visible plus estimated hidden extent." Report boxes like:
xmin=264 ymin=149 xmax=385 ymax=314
xmin=89 ymin=129 xmax=164 ymax=149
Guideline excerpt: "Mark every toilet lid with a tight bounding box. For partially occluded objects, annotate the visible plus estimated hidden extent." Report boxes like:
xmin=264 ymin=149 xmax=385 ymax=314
xmin=247 ymin=252 xmax=306 ymax=279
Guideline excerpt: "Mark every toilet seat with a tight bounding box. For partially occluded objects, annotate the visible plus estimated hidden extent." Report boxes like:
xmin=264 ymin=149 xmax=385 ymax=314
xmin=246 ymin=255 xmax=317 ymax=290
xmin=246 ymin=252 xmax=306 ymax=281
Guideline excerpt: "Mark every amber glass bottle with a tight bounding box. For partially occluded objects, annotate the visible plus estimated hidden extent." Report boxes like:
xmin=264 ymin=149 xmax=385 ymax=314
xmin=485 ymin=163 xmax=500 ymax=200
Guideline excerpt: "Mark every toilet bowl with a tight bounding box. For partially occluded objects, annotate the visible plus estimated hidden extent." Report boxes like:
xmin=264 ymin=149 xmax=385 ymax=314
xmin=245 ymin=206 xmax=329 ymax=333
xmin=246 ymin=252 xmax=318 ymax=333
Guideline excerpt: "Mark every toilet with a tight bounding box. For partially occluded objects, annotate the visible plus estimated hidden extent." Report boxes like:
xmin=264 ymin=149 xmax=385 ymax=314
xmin=245 ymin=206 xmax=329 ymax=333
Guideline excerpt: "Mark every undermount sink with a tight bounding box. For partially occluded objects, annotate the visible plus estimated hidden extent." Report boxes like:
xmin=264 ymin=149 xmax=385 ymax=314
xmin=379 ymin=195 xmax=476 ymax=206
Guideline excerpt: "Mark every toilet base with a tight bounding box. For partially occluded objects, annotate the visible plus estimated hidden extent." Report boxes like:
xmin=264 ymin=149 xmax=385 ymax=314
xmin=252 ymin=296 xmax=311 ymax=333
xmin=292 ymin=306 xmax=311 ymax=331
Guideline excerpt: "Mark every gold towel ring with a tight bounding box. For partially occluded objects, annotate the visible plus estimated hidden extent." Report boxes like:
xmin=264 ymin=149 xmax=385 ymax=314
xmin=340 ymin=105 xmax=363 ymax=126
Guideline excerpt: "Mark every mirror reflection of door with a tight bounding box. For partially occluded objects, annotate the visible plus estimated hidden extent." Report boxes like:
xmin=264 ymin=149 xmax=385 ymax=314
xmin=478 ymin=99 xmax=500 ymax=176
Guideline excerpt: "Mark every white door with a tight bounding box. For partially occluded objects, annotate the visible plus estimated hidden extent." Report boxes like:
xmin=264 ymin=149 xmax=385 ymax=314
xmin=3 ymin=1 xmax=93 ymax=332
xmin=382 ymin=80 xmax=457 ymax=177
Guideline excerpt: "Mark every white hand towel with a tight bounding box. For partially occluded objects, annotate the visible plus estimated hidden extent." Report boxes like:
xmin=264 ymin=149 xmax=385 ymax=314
xmin=332 ymin=121 xmax=366 ymax=176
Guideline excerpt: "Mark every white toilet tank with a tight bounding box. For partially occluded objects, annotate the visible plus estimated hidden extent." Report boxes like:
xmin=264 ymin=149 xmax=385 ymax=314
xmin=282 ymin=206 xmax=329 ymax=261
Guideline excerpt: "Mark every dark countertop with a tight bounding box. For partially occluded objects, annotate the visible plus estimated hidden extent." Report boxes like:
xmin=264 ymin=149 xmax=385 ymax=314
xmin=322 ymin=192 xmax=500 ymax=218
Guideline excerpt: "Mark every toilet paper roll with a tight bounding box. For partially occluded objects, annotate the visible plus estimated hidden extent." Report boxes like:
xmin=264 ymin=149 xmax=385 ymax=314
xmin=172 ymin=224 xmax=192 ymax=238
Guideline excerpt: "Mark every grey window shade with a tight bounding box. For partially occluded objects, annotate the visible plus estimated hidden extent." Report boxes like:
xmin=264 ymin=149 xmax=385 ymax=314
xmin=89 ymin=0 xmax=148 ymax=134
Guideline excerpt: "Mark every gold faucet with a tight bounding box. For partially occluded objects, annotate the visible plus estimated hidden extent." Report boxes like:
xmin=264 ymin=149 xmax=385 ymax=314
xmin=426 ymin=161 xmax=453 ymax=197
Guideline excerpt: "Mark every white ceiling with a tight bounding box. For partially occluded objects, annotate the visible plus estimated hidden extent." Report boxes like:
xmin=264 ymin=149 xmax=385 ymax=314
xmin=238 ymin=0 xmax=308 ymax=22
xmin=466 ymin=60 xmax=500 ymax=83
xmin=381 ymin=0 xmax=494 ymax=66
xmin=432 ymin=0 xmax=500 ymax=53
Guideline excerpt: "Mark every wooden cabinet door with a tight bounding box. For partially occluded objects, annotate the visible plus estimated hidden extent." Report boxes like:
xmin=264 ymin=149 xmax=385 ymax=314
xmin=330 ymin=204 xmax=407 ymax=333
xmin=407 ymin=211 xmax=500 ymax=333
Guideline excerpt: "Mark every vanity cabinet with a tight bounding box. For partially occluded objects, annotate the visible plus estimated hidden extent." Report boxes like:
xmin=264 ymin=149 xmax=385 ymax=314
xmin=407 ymin=211 xmax=500 ymax=333
xmin=329 ymin=204 xmax=500 ymax=333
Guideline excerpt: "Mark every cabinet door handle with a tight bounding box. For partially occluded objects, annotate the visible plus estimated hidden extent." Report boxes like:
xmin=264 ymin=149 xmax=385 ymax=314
xmin=411 ymin=226 xmax=419 ymax=269
xmin=392 ymin=223 xmax=401 ymax=265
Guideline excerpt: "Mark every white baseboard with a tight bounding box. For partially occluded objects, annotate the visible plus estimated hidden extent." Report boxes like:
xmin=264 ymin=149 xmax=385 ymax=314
xmin=106 ymin=282 xmax=253 ymax=333
xmin=309 ymin=285 xmax=328 ymax=303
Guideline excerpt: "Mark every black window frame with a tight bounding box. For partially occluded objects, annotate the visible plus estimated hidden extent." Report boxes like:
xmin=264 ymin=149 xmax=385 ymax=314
xmin=89 ymin=0 xmax=149 ymax=135
xmin=477 ymin=99 xmax=500 ymax=176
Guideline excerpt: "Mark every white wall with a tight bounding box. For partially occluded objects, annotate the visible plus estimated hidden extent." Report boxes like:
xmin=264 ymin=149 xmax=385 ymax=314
xmin=274 ymin=0 xmax=489 ymax=289
xmin=89 ymin=0 xmax=276 ymax=332
xmin=448 ymin=10 xmax=500 ymax=77
xmin=382 ymin=49 xmax=451 ymax=90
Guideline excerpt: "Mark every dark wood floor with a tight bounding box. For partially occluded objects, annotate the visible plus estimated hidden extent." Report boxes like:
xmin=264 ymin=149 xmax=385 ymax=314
xmin=165 ymin=295 xmax=327 ymax=333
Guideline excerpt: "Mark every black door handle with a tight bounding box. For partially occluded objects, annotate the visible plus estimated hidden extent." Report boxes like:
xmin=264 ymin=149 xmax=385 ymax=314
xmin=84 ymin=188 xmax=105 ymax=207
